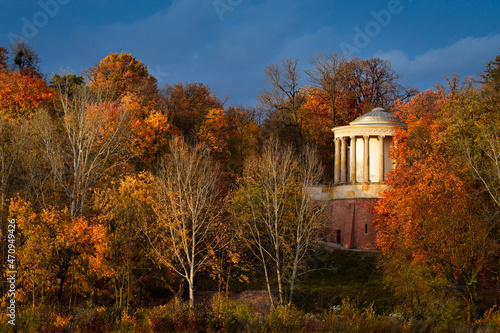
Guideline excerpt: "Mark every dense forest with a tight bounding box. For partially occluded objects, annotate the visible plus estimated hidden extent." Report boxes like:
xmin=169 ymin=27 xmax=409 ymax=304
xmin=1 ymin=40 xmax=500 ymax=332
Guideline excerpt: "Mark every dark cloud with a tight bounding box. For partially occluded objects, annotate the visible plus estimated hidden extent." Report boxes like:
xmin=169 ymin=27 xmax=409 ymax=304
xmin=2 ymin=0 xmax=500 ymax=105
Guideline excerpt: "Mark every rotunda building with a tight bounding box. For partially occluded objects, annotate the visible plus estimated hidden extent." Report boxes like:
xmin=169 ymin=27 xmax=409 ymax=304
xmin=309 ymin=107 xmax=402 ymax=249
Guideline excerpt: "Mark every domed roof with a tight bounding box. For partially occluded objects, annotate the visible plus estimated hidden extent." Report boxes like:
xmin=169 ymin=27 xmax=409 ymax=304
xmin=350 ymin=107 xmax=396 ymax=125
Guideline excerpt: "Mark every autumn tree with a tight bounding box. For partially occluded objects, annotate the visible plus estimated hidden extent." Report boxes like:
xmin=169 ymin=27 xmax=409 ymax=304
xmin=0 ymin=46 xmax=7 ymax=72
xmin=10 ymin=197 xmax=112 ymax=306
xmin=0 ymin=43 xmax=53 ymax=118
xmin=0 ymin=117 xmax=32 ymax=234
xmin=87 ymin=52 xmax=189 ymax=169
xmin=132 ymin=111 xmax=180 ymax=168
xmin=446 ymin=58 xmax=500 ymax=242
xmin=87 ymin=52 xmax=158 ymax=107
xmin=466 ymin=57 xmax=500 ymax=208
xmin=306 ymin=50 xmax=349 ymax=127
xmin=15 ymin=116 xmax=55 ymax=212
xmin=481 ymin=54 xmax=500 ymax=93
xmin=342 ymin=57 xmax=417 ymax=116
xmin=197 ymin=106 xmax=261 ymax=174
xmin=0 ymin=45 xmax=54 ymax=236
xmin=33 ymin=82 xmax=133 ymax=301
xmin=49 ymin=73 xmax=85 ymax=98
xmin=435 ymin=73 xmax=475 ymax=96
xmin=37 ymin=84 xmax=132 ymax=218
xmin=301 ymin=89 xmax=335 ymax=179
xmin=162 ymin=82 xmax=222 ymax=137
xmin=87 ymin=52 xmax=179 ymax=173
xmin=0 ymin=68 xmax=54 ymax=118
xmin=259 ymin=58 xmax=307 ymax=149
xmin=304 ymin=51 xmax=347 ymax=180
xmin=0 ymin=116 xmax=40 ymax=301
xmin=232 ymin=138 xmax=323 ymax=307
xmin=10 ymin=40 xmax=41 ymax=76
xmin=306 ymin=53 xmax=416 ymax=127
xmin=374 ymin=90 xmax=498 ymax=319
xmin=94 ymin=172 xmax=162 ymax=310
xmin=148 ymin=137 xmax=226 ymax=308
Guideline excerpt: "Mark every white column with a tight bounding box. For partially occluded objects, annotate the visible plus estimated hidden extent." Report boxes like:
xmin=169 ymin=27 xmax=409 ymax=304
xmin=350 ymin=136 xmax=356 ymax=183
xmin=334 ymin=138 xmax=340 ymax=184
xmin=363 ymin=135 xmax=370 ymax=183
xmin=379 ymin=135 xmax=385 ymax=182
xmin=340 ymin=137 xmax=346 ymax=183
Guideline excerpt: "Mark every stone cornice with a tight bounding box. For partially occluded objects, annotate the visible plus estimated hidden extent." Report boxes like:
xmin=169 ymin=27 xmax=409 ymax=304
xmin=332 ymin=125 xmax=397 ymax=138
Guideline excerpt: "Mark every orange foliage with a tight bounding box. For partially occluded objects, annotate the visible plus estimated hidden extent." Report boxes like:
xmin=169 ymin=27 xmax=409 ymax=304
xmin=88 ymin=52 xmax=159 ymax=118
xmin=87 ymin=52 xmax=183 ymax=166
xmin=302 ymin=90 xmax=332 ymax=142
xmin=88 ymin=52 xmax=157 ymax=98
xmin=132 ymin=111 xmax=180 ymax=164
xmin=301 ymin=90 xmax=334 ymax=176
xmin=0 ymin=69 xmax=54 ymax=118
xmin=197 ymin=108 xmax=231 ymax=163
xmin=374 ymin=91 xmax=497 ymax=314
xmin=197 ymin=107 xmax=260 ymax=173
xmin=9 ymin=197 xmax=112 ymax=303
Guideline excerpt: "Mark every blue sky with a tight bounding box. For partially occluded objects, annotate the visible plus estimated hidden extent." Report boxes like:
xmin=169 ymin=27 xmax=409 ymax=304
xmin=1 ymin=0 xmax=500 ymax=105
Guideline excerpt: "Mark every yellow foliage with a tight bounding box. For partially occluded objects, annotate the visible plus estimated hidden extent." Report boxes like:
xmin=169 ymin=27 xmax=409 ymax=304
xmin=54 ymin=314 xmax=73 ymax=329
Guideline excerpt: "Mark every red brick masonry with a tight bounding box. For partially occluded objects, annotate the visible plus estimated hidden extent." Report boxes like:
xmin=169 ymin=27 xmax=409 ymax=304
xmin=318 ymin=198 xmax=380 ymax=249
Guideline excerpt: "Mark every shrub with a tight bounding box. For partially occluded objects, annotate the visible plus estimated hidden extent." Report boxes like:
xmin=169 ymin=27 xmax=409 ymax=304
xmin=144 ymin=305 xmax=175 ymax=332
xmin=207 ymin=293 xmax=258 ymax=332
xmin=261 ymin=304 xmax=313 ymax=332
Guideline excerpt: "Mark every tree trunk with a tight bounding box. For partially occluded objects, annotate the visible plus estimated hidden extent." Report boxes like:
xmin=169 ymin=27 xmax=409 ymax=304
xmin=176 ymin=278 xmax=187 ymax=302
xmin=32 ymin=281 xmax=35 ymax=316
xmin=55 ymin=249 xmax=71 ymax=304
xmin=289 ymin=247 xmax=300 ymax=304
xmin=276 ymin=264 xmax=284 ymax=305
xmin=263 ymin=261 xmax=275 ymax=310
xmin=70 ymin=196 xmax=77 ymax=220
xmin=56 ymin=274 xmax=66 ymax=303
xmin=188 ymin=278 xmax=195 ymax=309
xmin=275 ymin=230 xmax=284 ymax=305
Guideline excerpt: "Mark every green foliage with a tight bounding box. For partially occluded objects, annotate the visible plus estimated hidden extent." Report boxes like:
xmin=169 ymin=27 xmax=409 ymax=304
xmin=207 ymin=293 xmax=259 ymax=332
xmin=260 ymin=304 xmax=311 ymax=332
xmin=49 ymin=73 xmax=84 ymax=98
xmin=293 ymin=248 xmax=397 ymax=315
xmin=481 ymin=54 xmax=500 ymax=91
xmin=425 ymin=297 xmax=469 ymax=327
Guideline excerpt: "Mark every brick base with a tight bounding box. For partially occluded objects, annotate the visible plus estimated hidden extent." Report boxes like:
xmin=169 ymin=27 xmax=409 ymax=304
xmin=318 ymin=198 xmax=379 ymax=249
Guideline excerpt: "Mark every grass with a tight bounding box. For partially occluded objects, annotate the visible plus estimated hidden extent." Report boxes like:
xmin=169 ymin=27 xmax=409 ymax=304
xmin=292 ymin=246 xmax=399 ymax=314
